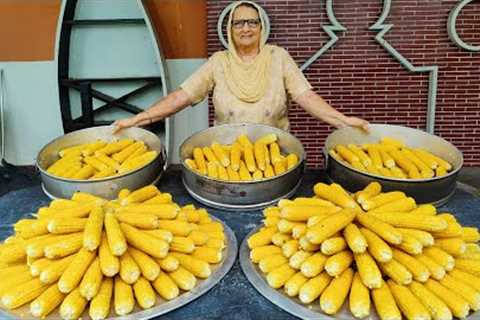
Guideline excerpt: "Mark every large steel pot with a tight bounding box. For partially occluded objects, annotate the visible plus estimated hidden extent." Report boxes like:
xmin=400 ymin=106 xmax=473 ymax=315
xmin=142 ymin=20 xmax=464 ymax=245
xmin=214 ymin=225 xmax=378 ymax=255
xmin=37 ymin=126 xmax=165 ymax=200
xmin=179 ymin=123 xmax=305 ymax=211
xmin=324 ymin=124 xmax=463 ymax=206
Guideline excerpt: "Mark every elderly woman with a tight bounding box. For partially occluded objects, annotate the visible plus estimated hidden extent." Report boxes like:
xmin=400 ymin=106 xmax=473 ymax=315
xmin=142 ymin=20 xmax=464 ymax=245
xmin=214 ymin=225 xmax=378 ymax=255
xmin=114 ymin=1 xmax=368 ymax=132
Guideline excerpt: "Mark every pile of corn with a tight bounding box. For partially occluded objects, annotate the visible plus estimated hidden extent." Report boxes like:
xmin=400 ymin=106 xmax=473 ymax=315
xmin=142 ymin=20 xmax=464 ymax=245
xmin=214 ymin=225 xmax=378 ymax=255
xmin=184 ymin=133 xmax=299 ymax=181
xmin=248 ymin=181 xmax=480 ymax=319
xmin=330 ymin=136 xmax=452 ymax=179
xmin=0 ymin=185 xmax=226 ymax=319
xmin=46 ymin=138 xmax=158 ymax=180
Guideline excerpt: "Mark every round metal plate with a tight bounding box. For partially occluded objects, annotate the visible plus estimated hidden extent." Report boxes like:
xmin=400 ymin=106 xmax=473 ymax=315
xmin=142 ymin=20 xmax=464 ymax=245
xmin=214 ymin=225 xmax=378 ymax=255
xmin=240 ymin=227 xmax=480 ymax=320
xmin=0 ymin=218 xmax=238 ymax=320
xmin=183 ymin=177 xmax=303 ymax=211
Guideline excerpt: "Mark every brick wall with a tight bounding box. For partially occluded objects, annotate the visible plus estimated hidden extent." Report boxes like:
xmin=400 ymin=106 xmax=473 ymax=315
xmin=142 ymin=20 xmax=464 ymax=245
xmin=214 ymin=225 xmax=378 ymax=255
xmin=206 ymin=0 xmax=480 ymax=168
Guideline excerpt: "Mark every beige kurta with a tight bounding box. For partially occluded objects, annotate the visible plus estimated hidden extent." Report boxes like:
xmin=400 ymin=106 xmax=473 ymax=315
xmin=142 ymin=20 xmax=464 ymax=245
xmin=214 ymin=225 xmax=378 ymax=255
xmin=180 ymin=45 xmax=312 ymax=131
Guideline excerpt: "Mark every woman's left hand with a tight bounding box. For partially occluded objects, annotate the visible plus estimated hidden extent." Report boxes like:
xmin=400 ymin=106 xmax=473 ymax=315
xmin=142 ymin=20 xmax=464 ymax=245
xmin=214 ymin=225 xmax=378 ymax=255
xmin=345 ymin=116 xmax=370 ymax=132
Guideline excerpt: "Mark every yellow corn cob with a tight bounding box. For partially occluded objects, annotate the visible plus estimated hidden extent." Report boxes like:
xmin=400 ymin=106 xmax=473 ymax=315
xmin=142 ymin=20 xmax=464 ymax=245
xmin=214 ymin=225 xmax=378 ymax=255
xmin=88 ymin=277 xmax=113 ymax=320
xmin=409 ymin=280 xmax=452 ymax=320
xmin=243 ymin=144 xmax=257 ymax=173
xmin=150 ymin=271 xmax=178 ymax=301
xmin=15 ymin=219 xmax=50 ymax=239
xmin=118 ymin=203 xmax=179 ymax=219
xmin=133 ymin=276 xmax=156 ymax=310
xmin=206 ymin=161 xmax=218 ymax=178
xmin=382 ymin=259 xmax=414 ymax=285
xmin=388 ymin=280 xmax=431 ymax=320
xmin=158 ymin=254 xmax=180 ymax=272
xmin=83 ymin=206 xmax=105 ymax=251
xmin=401 ymin=148 xmax=435 ymax=178
xmin=38 ymin=255 xmax=74 ymax=285
xmin=120 ymin=223 xmax=169 ymax=258
xmin=115 ymin=212 xmax=159 ymax=230
xmin=284 ymin=271 xmax=308 ymax=297
xmin=44 ymin=232 xmax=84 ymax=259
xmin=365 ymin=144 xmax=382 ymax=169
xmin=111 ymin=141 xmax=143 ymax=163
xmin=143 ymin=193 xmax=172 ymax=205
xmin=439 ymin=273 xmax=480 ymax=310
xmin=171 ymin=252 xmax=211 ymax=278
xmin=465 ymin=243 xmax=480 ymax=254
xmin=72 ymin=164 xmax=95 ymax=179
xmin=280 ymin=205 xmax=340 ymax=222
xmin=95 ymin=139 xmax=133 ymax=156
xmin=380 ymin=137 xmax=404 ymax=148
xmin=0 ymin=242 xmax=26 ymax=264
xmin=197 ymin=221 xmax=223 ymax=233
xmin=417 ymin=254 xmax=446 ymax=280
xmin=155 ymin=220 xmax=193 ymax=237
xmin=286 ymin=153 xmax=298 ymax=170
xmin=113 ymin=275 xmax=134 ymax=316
xmin=396 ymin=232 xmax=423 ymax=255
xmin=104 ymin=212 xmax=127 ymax=256
xmin=355 ymin=252 xmax=382 ymax=289
xmin=321 ymin=236 xmax=347 ymax=255
xmin=250 ymin=245 xmax=283 ymax=263
xmin=191 ymin=246 xmax=221 ymax=264
xmin=210 ymin=142 xmax=229 ymax=167
xmin=361 ymin=191 xmax=406 ymax=210
xmin=58 ymin=287 xmax=88 ymax=320
xmin=262 ymin=163 xmax=274 ymax=178
xmin=348 ymin=144 xmax=372 ymax=167
xmin=1 ymin=277 xmax=49 ymax=310
xmin=299 ymin=236 xmax=321 ymax=252
xmin=79 ymin=257 xmax=103 ymax=300
xmin=84 ymin=156 xmax=110 ymax=172
xmin=216 ymin=164 xmax=229 ymax=180
xmin=188 ymin=230 xmax=209 ymax=246
xmin=269 ymin=142 xmax=282 ymax=164
xmin=449 ymin=268 xmax=480 ymax=291
xmin=356 ymin=182 xmax=382 ymax=204
xmin=432 ymin=216 xmax=462 ymax=238
xmin=169 ymin=236 xmax=195 ymax=254
xmin=236 ymin=133 xmax=252 ymax=148
xmin=344 ymin=223 xmax=367 ymax=253
xmin=325 ymin=250 xmax=354 ymax=277
xmin=0 ymin=267 xmax=34 ymax=295
xmin=408 ymin=204 xmax=437 ymax=216
xmin=320 ymin=268 xmax=354 ymax=315
xmin=434 ymin=238 xmax=466 ymax=256
xmin=335 ymin=144 xmax=359 ymax=165
xmin=127 ymin=247 xmax=160 ymax=281
xmin=277 ymin=219 xmax=303 ymax=234
xmin=273 ymin=159 xmax=287 ymax=175
xmin=289 ymin=250 xmax=313 ymax=270
xmin=24 ymin=234 xmax=58 ymax=258
xmin=462 ymin=227 xmax=480 ymax=242
xmin=368 ymin=198 xmax=417 ymax=215
xmin=417 ymin=149 xmax=452 ymax=170
xmin=29 ymin=258 xmax=51 ymax=276
xmin=120 ymin=185 xmax=158 ymax=205
xmin=47 ymin=217 xmax=87 ymax=234
xmin=169 ymin=266 xmax=197 ymax=291
xmin=368 ymin=211 xmax=447 ymax=232
xmin=391 ymin=249 xmax=430 ymax=282
xmin=263 ymin=216 xmax=280 ymax=228
xmin=229 ymin=142 xmax=242 ymax=171
xmin=202 ymin=146 xmax=219 ymax=164
xmin=272 ymin=233 xmax=292 ymax=247
xmin=425 ymin=279 xmax=470 ymax=318
xmin=204 ymin=230 xmax=225 ymax=242
xmin=313 ymin=183 xmax=358 ymax=209
xmin=263 ymin=206 xmax=280 ymax=218
xmin=124 ymin=143 xmax=147 ymax=161
xmin=306 ymin=209 xmax=357 ymax=244
xmin=248 ymin=227 xmax=277 ymax=249
xmin=58 ymin=248 xmax=96 ymax=293
xmin=349 ymin=272 xmax=371 ymax=318
xmin=298 ymin=271 xmax=332 ymax=304
xmin=372 ymin=280 xmax=402 ymax=320
xmin=299 ymin=252 xmax=327 ymax=278
xmin=455 ymin=258 xmax=480 ymax=275
xmin=185 ymin=158 xmax=198 ymax=171
xmin=360 ymin=227 xmax=393 ymax=263
xmin=378 ymin=166 xmax=394 ymax=177
xmin=423 ymin=247 xmax=455 ymax=271
xmin=390 ymin=150 xmax=422 ymax=178
xmin=30 ymin=282 xmax=66 ymax=318
xmin=98 ymin=232 xmax=120 ymax=277
xmin=282 ymin=239 xmax=299 ymax=258
xmin=226 ymin=165 xmax=241 ymax=180
xmin=266 ymin=263 xmax=296 ymax=289
xmin=376 ymin=147 xmax=395 ymax=169
xmin=252 ymin=169 xmax=263 ymax=180
xmin=436 ymin=166 xmax=447 ymax=176
xmin=238 ymin=160 xmax=252 ymax=180
xmin=398 ymin=228 xmax=434 ymax=247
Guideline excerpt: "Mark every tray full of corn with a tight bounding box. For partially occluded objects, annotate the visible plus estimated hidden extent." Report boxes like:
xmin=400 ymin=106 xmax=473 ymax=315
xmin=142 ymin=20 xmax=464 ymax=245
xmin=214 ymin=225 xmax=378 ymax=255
xmin=0 ymin=185 xmax=237 ymax=320
xmin=240 ymin=181 xmax=480 ymax=319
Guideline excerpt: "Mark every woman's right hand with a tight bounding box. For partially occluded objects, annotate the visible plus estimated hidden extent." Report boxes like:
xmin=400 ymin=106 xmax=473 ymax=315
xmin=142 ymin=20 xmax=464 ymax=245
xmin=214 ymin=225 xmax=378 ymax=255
xmin=112 ymin=117 xmax=138 ymax=134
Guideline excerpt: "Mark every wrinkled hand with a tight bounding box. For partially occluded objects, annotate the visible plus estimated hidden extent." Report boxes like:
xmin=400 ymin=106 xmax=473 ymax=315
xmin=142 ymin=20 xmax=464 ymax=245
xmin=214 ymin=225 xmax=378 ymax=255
xmin=112 ymin=117 xmax=138 ymax=134
xmin=345 ymin=117 xmax=370 ymax=132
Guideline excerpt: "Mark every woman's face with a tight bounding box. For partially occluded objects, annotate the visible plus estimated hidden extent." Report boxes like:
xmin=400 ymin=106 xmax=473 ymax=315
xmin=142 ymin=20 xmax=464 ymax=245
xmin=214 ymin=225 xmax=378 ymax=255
xmin=231 ymin=5 xmax=261 ymax=50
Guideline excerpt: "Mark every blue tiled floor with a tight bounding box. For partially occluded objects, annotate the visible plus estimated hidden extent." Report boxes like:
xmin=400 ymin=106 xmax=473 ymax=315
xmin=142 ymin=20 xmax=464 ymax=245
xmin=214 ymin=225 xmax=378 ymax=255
xmin=0 ymin=167 xmax=479 ymax=319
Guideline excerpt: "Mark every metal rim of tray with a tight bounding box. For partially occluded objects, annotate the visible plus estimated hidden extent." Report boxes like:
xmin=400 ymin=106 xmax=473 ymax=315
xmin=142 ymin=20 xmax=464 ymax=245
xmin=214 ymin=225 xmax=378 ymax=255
xmin=182 ymin=177 xmax=303 ymax=211
xmin=325 ymin=173 xmax=457 ymax=207
xmin=0 ymin=218 xmax=238 ymax=320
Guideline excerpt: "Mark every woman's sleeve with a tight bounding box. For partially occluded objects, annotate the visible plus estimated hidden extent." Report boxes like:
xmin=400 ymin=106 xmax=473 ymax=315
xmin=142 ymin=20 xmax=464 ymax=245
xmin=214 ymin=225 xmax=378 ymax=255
xmin=282 ymin=49 xmax=313 ymax=100
xmin=180 ymin=56 xmax=215 ymax=105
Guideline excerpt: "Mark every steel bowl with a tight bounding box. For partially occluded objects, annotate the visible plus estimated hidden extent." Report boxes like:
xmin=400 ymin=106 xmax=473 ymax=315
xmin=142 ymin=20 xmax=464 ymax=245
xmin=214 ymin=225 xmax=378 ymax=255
xmin=324 ymin=124 xmax=463 ymax=206
xmin=36 ymin=126 xmax=165 ymax=200
xmin=179 ymin=123 xmax=305 ymax=211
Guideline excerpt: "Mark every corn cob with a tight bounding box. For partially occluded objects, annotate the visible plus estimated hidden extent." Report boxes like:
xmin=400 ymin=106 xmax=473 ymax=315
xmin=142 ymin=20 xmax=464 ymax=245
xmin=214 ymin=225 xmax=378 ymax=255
xmin=1 ymin=277 xmax=49 ymax=310
xmin=47 ymin=217 xmax=87 ymax=234
xmin=127 ymin=247 xmax=160 ymax=281
xmin=250 ymin=245 xmax=283 ymax=263
xmin=368 ymin=198 xmax=417 ymax=215
xmin=89 ymin=277 xmax=113 ymax=320
xmin=30 ymin=282 xmax=66 ymax=318
xmin=265 ymin=263 xmax=296 ymax=289
xmin=390 ymin=166 xmax=408 ymax=178
xmin=58 ymin=287 xmax=88 ymax=320
xmin=368 ymin=211 xmax=447 ymax=232
xmin=425 ymin=279 xmax=470 ymax=318
xmin=335 ymin=145 xmax=359 ymax=165
xmin=120 ymin=223 xmax=169 ymax=259
xmin=0 ymin=264 xmax=30 ymax=278
xmin=158 ymin=219 xmax=194 ymax=236
xmin=268 ymin=142 xmax=281 ymax=164
xmin=387 ymin=280 xmax=431 ymax=320
xmin=118 ymin=150 xmax=158 ymax=173
xmin=349 ymin=272 xmax=371 ymax=318
xmin=372 ymin=280 xmax=402 ymax=320
xmin=202 ymin=146 xmax=219 ymax=164
xmin=306 ymin=209 xmax=356 ymax=244
xmin=0 ymin=242 xmax=26 ymax=263
xmin=58 ymin=248 xmax=96 ymax=293
xmin=423 ymin=247 xmax=455 ymax=271
xmin=192 ymin=246 xmax=222 ymax=264
xmin=79 ymin=257 xmax=103 ymax=300
xmin=115 ymin=212 xmax=159 ymax=230
xmin=360 ymin=227 xmax=392 ymax=263
xmin=121 ymin=185 xmax=158 ymax=205
xmin=390 ymin=150 xmax=422 ymax=178
xmin=398 ymin=228 xmax=434 ymax=247
xmin=0 ymin=269 xmax=34 ymax=296
xmin=409 ymin=204 xmax=437 ymax=216
xmin=356 ymin=182 xmax=382 ymax=204
xmin=291 ymin=225 xmax=307 ymax=239
xmin=248 ymin=227 xmax=277 ymax=249
xmin=289 ymin=250 xmax=313 ymax=270
xmin=83 ymin=206 xmax=105 ymax=251
xmin=409 ymin=280 xmax=452 ymax=320
xmin=401 ymin=148 xmax=435 ymax=178
xmin=114 ymin=275 xmax=135 ymax=316
xmin=132 ymin=276 xmax=156 ymax=309
xmin=348 ymin=144 xmax=372 ymax=167
xmin=185 ymin=158 xmax=198 ymax=171
xmin=434 ymin=238 xmax=466 ymax=256
xmin=462 ymin=227 xmax=480 ymax=242
xmin=448 ymin=268 xmax=480 ymax=291
xmin=455 ymin=258 xmax=480 ymax=275
xmin=125 ymin=143 xmax=147 ymax=161
xmin=300 ymin=252 xmax=327 ymax=278
xmin=272 ymin=233 xmax=292 ymax=247
xmin=278 ymin=219 xmax=303 ymax=234
xmin=253 ymin=141 xmax=266 ymax=171
xmin=320 ymin=268 xmax=354 ymax=314
xmin=171 ymin=252 xmax=211 ymax=278
xmin=158 ymin=254 xmax=180 ymax=272
xmin=325 ymin=250 xmax=353 ymax=277
xmin=396 ymin=232 xmax=423 ymax=255
xmin=361 ymin=191 xmax=406 ymax=210
xmin=39 ymin=254 xmax=75 ymax=284
xmin=99 ymin=232 xmax=120 ymax=277
xmin=299 ymin=236 xmax=321 ymax=252
xmin=343 ymin=223 xmax=367 ymax=253
xmin=280 ymin=205 xmax=339 ymax=222
xmin=15 ymin=219 xmax=49 ymax=239
xmin=313 ymin=183 xmax=358 ymax=209
xmin=151 ymin=271 xmax=179 ymax=300
xmin=282 ymin=239 xmax=299 ymax=258
xmin=239 ymin=160 xmax=253 ymax=180
xmin=118 ymin=203 xmax=179 ymax=219
xmin=144 ymin=193 xmax=173 ymax=205
xmin=432 ymin=218 xmax=462 ymax=238
xmin=227 ymin=165 xmax=241 ymax=180
xmin=321 ymin=236 xmax=347 ymax=255
xmin=354 ymin=252 xmax=382 ymax=289
xmin=440 ymin=273 xmax=480 ymax=310
xmin=391 ymin=249 xmax=430 ymax=282
xmin=169 ymin=266 xmax=197 ymax=291
xmin=284 ymin=271 xmax=308 ymax=297
xmin=44 ymin=232 xmax=84 ymax=259
xmin=298 ymin=271 xmax=332 ymax=304
xmin=381 ymin=259 xmax=413 ymax=285
xmin=186 ymin=230 xmax=208 ymax=246
xmin=206 ymin=161 xmax=218 ymax=178
xmin=273 ymin=158 xmax=286 ymax=175
xmin=417 ymin=254 xmax=446 ymax=280
xmin=105 ymin=212 xmax=127 ymax=256
xmin=356 ymin=213 xmax=403 ymax=245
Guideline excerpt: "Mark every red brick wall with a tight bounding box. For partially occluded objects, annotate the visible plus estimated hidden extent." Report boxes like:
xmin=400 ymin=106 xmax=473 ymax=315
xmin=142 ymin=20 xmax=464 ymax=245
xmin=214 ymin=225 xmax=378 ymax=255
xmin=206 ymin=0 xmax=480 ymax=168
